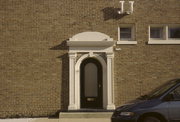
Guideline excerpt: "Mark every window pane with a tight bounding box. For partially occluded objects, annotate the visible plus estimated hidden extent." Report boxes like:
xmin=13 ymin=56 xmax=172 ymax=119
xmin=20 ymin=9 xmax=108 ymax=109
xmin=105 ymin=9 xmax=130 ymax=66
xmin=121 ymin=33 xmax=131 ymax=38
xmin=150 ymin=27 xmax=163 ymax=38
xmin=120 ymin=28 xmax=132 ymax=39
xmin=171 ymin=86 xmax=180 ymax=100
xmin=84 ymin=63 xmax=98 ymax=97
xmin=168 ymin=27 xmax=180 ymax=38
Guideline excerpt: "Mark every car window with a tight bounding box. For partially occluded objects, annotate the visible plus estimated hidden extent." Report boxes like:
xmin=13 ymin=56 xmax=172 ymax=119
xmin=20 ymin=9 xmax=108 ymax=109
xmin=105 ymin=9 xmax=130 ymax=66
xmin=142 ymin=80 xmax=178 ymax=100
xmin=137 ymin=79 xmax=179 ymax=100
xmin=170 ymin=85 xmax=180 ymax=101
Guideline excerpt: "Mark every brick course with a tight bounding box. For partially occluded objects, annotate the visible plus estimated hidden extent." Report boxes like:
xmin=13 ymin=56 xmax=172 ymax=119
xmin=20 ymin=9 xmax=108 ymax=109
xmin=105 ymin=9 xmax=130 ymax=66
xmin=0 ymin=0 xmax=180 ymax=118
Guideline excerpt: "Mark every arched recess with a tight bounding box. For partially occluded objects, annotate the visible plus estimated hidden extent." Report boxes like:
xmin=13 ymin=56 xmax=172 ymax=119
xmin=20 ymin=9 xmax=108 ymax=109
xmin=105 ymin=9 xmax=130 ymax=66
xmin=75 ymin=54 xmax=107 ymax=109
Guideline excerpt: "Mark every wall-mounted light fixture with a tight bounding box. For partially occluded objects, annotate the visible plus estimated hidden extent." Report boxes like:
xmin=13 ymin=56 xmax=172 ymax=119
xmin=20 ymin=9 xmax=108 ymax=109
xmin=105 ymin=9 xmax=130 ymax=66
xmin=118 ymin=1 xmax=134 ymax=15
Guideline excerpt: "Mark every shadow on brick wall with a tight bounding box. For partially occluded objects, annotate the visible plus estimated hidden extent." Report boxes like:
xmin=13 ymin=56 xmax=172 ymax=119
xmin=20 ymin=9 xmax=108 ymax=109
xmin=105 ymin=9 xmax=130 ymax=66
xmin=50 ymin=40 xmax=68 ymax=50
xmin=102 ymin=7 xmax=126 ymax=21
xmin=49 ymin=40 xmax=69 ymax=117
xmin=58 ymin=53 xmax=69 ymax=111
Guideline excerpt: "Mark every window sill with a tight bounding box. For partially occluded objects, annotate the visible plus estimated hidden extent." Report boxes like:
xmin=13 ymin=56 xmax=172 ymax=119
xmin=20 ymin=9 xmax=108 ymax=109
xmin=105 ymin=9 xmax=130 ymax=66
xmin=148 ymin=40 xmax=180 ymax=44
xmin=117 ymin=41 xmax=137 ymax=45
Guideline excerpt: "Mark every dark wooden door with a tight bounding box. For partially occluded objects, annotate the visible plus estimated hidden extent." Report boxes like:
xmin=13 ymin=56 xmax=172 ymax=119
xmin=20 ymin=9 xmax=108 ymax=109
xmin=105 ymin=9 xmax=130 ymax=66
xmin=80 ymin=58 xmax=103 ymax=109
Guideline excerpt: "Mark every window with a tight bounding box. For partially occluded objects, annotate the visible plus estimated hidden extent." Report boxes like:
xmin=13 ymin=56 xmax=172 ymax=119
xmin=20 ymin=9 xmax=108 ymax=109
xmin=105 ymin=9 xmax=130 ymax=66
xmin=150 ymin=27 xmax=163 ymax=39
xmin=148 ymin=25 xmax=180 ymax=44
xmin=117 ymin=25 xmax=137 ymax=44
xmin=170 ymin=86 xmax=180 ymax=101
xmin=168 ymin=27 xmax=180 ymax=39
xmin=120 ymin=27 xmax=132 ymax=40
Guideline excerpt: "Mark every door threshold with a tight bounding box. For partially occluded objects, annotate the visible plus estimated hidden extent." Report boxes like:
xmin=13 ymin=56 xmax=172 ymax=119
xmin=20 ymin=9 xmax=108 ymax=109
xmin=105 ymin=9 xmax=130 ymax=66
xmin=61 ymin=109 xmax=114 ymax=112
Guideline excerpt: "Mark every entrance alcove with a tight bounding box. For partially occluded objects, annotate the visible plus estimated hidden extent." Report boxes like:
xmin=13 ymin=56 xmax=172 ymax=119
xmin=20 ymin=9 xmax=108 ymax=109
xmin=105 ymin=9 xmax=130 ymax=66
xmin=67 ymin=32 xmax=115 ymax=110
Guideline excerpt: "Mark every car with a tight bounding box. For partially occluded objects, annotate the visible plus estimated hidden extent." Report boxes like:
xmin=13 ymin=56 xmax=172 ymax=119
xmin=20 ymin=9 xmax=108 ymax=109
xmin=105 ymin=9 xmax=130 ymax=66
xmin=111 ymin=78 xmax=180 ymax=122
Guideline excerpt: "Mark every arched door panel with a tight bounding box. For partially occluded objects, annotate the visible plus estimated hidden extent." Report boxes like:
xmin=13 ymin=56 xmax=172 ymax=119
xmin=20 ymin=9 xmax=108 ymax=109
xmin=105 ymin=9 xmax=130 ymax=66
xmin=80 ymin=58 xmax=103 ymax=109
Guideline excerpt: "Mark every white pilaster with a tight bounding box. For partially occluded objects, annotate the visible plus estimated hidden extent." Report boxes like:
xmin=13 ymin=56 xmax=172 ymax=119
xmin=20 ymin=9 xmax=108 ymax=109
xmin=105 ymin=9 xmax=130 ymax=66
xmin=106 ymin=52 xmax=115 ymax=110
xmin=68 ymin=52 xmax=77 ymax=110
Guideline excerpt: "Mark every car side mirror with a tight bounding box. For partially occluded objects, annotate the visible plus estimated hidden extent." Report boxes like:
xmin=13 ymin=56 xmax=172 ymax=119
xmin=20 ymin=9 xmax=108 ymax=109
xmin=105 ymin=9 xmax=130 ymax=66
xmin=163 ymin=94 xmax=174 ymax=101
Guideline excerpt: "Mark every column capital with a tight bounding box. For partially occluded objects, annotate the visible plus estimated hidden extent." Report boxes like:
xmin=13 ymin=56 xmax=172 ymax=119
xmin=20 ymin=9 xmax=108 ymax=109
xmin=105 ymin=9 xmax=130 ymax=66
xmin=69 ymin=52 xmax=77 ymax=58
xmin=106 ymin=52 xmax=114 ymax=58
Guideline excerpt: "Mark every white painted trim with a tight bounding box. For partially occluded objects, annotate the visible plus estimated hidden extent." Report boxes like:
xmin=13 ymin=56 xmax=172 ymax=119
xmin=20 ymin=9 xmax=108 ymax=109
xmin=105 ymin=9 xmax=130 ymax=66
xmin=69 ymin=32 xmax=113 ymax=42
xmin=148 ymin=24 xmax=180 ymax=45
xmin=106 ymin=53 xmax=115 ymax=110
xmin=117 ymin=25 xmax=137 ymax=45
xmin=118 ymin=1 xmax=134 ymax=14
xmin=148 ymin=40 xmax=180 ymax=44
xmin=75 ymin=54 xmax=110 ymax=109
xmin=68 ymin=32 xmax=115 ymax=110
xmin=118 ymin=27 xmax=120 ymax=42
xmin=117 ymin=41 xmax=137 ymax=44
xmin=165 ymin=25 xmax=168 ymax=40
xmin=68 ymin=52 xmax=78 ymax=110
xmin=129 ymin=1 xmax=134 ymax=14
xmin=118 ymin=1 xmax=125 ymax=14
xmin=67 ymin=41 xmax=114 ymax=47
xmin=69 ymin=47 xmax=114 ymax=53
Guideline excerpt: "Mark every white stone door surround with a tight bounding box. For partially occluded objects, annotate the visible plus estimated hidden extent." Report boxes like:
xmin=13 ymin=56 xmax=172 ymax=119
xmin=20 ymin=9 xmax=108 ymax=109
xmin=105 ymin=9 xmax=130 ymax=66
xmin=67 ymin=32 xmax=115 ymax=110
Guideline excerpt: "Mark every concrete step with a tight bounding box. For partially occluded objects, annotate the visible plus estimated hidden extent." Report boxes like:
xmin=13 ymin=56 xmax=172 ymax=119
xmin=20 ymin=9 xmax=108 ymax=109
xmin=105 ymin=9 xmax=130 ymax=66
xmin=59 ymin=118 xmax=111 ymax=122
xmin=0 ymin=118 xmax=58 ymax=122
xmin=59 ymin=112 xmax=113 ymax=122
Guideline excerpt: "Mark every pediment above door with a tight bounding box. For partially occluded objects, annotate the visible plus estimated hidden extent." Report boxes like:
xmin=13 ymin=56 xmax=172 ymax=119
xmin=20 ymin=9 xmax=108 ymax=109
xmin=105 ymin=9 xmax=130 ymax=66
xmin=67 ymin=32 xmax=114 ymax=47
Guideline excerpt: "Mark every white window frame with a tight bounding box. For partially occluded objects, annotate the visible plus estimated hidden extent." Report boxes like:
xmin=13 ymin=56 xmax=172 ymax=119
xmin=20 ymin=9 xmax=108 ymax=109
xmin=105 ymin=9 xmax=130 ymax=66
xmin=117 ymin=24 xmax=137 ymax=45
xmin=148 ymin=24 xmax=180 ymax=44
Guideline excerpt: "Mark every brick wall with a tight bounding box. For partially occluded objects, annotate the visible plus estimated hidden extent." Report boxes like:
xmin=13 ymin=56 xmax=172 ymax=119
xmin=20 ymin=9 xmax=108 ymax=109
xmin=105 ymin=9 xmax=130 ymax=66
xmin=0 ymin=0 xmax=180 ymax=118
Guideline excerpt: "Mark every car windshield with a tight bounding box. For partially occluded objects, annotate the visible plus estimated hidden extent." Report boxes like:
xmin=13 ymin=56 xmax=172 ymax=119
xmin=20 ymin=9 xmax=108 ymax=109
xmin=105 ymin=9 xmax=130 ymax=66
xmin=138 ymin=79 xmax=179 ymax=100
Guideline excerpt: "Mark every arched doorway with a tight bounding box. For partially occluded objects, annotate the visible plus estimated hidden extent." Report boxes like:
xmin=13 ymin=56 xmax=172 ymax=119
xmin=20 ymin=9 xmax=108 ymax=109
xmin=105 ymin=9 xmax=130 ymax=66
xmin=67 ymin=32 xmax=115 ymax=110
xmin=80 ymin=58 xmax=103 ymax=109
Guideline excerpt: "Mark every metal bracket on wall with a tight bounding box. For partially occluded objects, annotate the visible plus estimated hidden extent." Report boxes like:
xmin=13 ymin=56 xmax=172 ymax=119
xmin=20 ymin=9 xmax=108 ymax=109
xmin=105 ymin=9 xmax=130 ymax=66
xmin=118 ymin=1 xmax=134 ymax=15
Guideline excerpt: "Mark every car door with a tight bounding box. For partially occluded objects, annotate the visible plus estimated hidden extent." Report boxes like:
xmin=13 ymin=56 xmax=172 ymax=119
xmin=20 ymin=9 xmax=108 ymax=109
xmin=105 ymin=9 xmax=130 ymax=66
xmin=168 ymin=85 xmax=180 ymax=122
